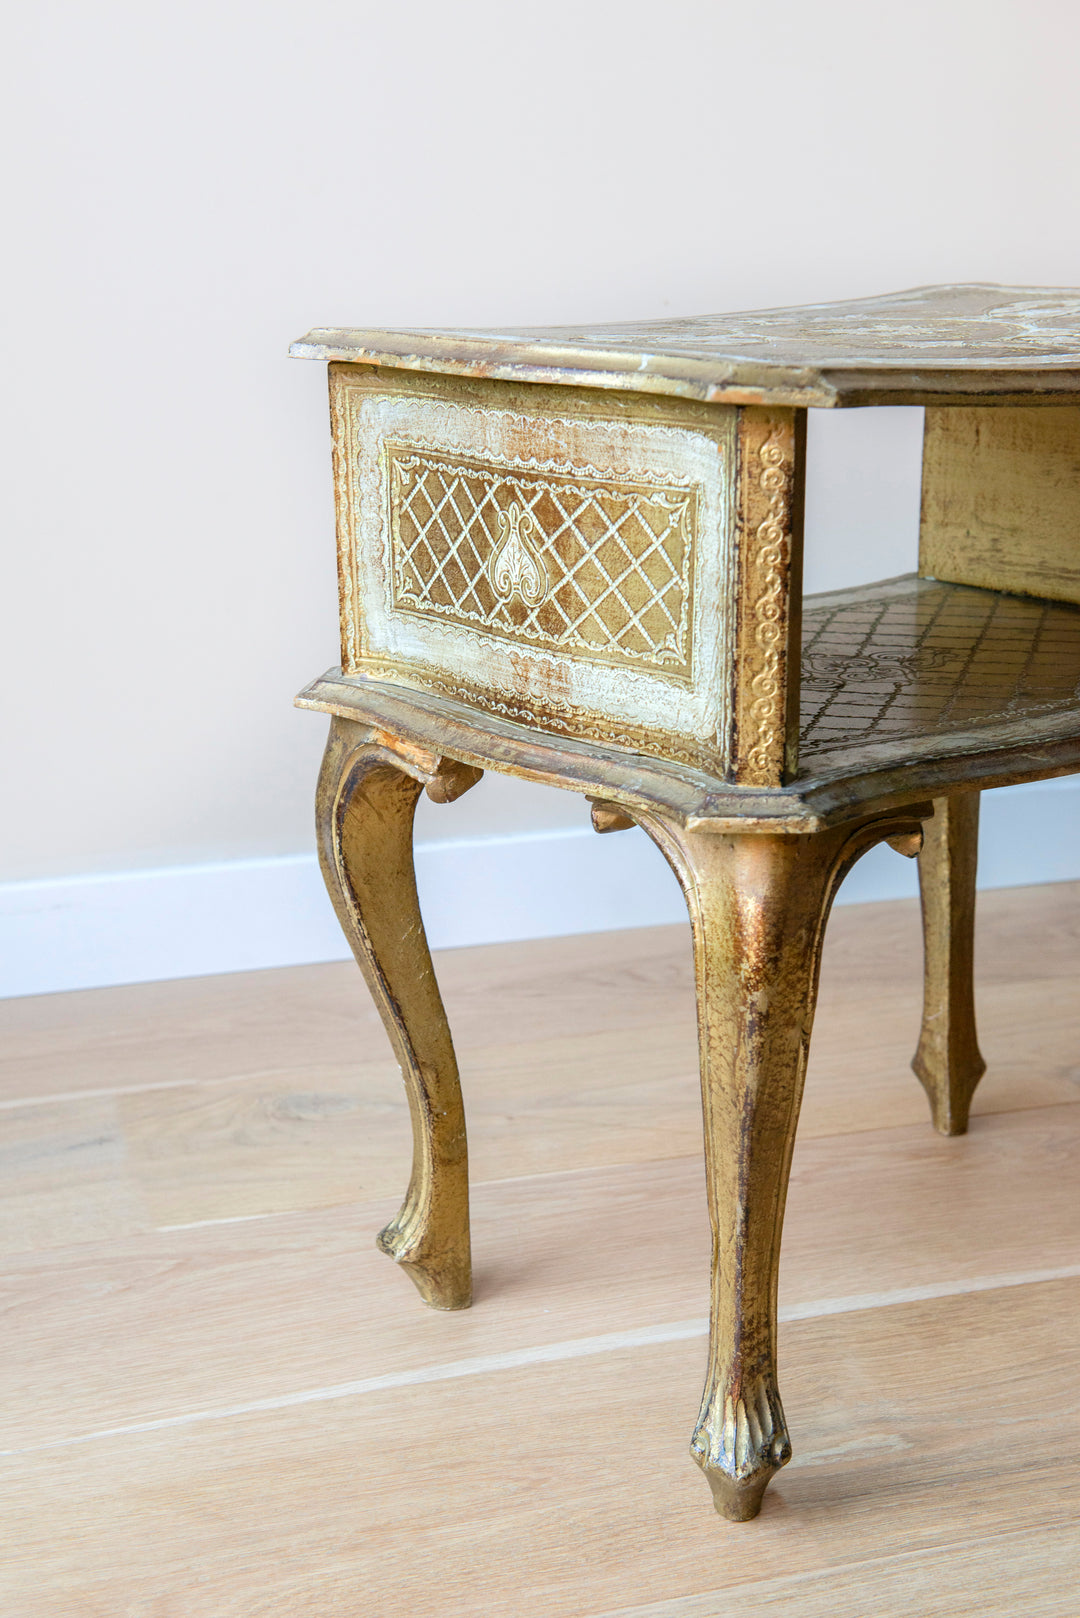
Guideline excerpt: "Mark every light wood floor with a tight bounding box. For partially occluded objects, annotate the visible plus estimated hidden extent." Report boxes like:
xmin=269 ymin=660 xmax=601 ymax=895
xmin=1 ymin=882 xmax=1079 ymax=1616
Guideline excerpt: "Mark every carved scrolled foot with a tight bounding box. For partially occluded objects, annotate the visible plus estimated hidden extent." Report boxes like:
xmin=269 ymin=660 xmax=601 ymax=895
xmin=375 ymin=1211 xmax=471 ymax=1312
xmin=692 ymin=1380 xmax=792 ymax=1521
xmin=700 ymin=1468 xmax=774 ymax=1523
xmin=316 ymin=717 xmax=480 ymax=1311
xmin=913 ymin=792 xmax=986 ymax=1136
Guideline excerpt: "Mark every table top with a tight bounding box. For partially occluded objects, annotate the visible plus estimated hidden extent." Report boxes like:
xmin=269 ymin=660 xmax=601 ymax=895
xmin=291 ymin=284 xmax=1080 ymax=409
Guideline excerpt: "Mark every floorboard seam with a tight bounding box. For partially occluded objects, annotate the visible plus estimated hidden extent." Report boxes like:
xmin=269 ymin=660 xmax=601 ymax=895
xmin=589 ymin=1520 xmax=1080 ymax=1617
xmin=6 ymin=1263 xmax=1078 ymax=1458
xmin=151 ymin=1100 xmax=1080 ymax=1229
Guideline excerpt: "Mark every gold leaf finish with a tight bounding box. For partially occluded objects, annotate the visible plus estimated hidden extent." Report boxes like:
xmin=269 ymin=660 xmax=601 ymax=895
xmin=294 ymin=284 xmax=1080 ymax=408
xmin=731 ymin=408 xmax=805 ymax=786
xmin=913 ymin=792 xmax=987 ymax=1135
xmin=331 ymin=366 xmax=735 ymax=774
xmin=921 ymin=405 xmax=1080 ymax=606
xmin=386 ymin=441 xmax=697 ymax=675
xmin=800 ymin=576 xmax=1080 ymax=771
xmin=316 ymin=719 xmax=476 ymax=1309
xmin=296 ymin=288 xmax=1080 ymax=1525
xmin=631 ymin=805 xmax=932 ymax=1519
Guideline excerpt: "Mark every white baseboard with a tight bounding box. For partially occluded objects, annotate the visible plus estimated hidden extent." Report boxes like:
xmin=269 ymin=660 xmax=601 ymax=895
xmin=2 ymin=779 xmax=1078 ymax=998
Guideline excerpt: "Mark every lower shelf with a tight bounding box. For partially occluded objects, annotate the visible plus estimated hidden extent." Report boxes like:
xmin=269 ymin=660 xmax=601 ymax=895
xmin=799 ymin=574 xmax=1080 ymax=776
xmin=297 ymin=575 xmax=1080 ymax=829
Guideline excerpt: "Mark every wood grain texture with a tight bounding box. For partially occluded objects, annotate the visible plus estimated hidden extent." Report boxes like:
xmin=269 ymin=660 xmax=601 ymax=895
xmin=921 ymin=405 xmax=1080 ymax=605
xmin=597 ymin=1524 xmax=1080 ymax=1618
xmin=2 ymin=887 xmax=1077 ymax=1610
xmin=3 ymin=886 xmax=1080 ymax=1249
xmin=5 ymin=1103 xmax=1078 ymax=1449
xmin=0 ymin=1096 xmax=149 ymax=1255
xmin=2 ymin=1282 xmax=1077 ymax=1616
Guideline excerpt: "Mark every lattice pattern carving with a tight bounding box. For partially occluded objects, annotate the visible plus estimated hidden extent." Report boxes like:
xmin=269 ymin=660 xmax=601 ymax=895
xmin=387 ymin=444 xmax=698 ymax=678
xmin=801 ymin=578 xmax=1080 ymax=757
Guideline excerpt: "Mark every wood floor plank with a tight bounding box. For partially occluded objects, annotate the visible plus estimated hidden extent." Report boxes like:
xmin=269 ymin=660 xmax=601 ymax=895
xmin=2 ymin=884 xmax=1078 ymax=1613
xmin=4 ymin=878 xmax=1079 ymax=1110
xmin=3 ymin=1103 xmax=1076 ymax=1449
xmin=0 ymin=1095 xmax=149 ymax=1254
xmin=1 ymin=1280 xmax=1077 ymax=1617
xmin=0 ymin=922 xmax=692 ymax=1102
xmin=595 ymin=1523 xmax=1080 ymax=1618
xmin=119 ymin=976 xmax=1080 ymax=1227
xmin=6 ymin=966 xmax=1075 ymax=1237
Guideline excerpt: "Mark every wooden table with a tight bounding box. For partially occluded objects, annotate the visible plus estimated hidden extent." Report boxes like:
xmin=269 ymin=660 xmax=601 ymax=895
xmin=290 ymin=284 xmax=1080 ymax=1521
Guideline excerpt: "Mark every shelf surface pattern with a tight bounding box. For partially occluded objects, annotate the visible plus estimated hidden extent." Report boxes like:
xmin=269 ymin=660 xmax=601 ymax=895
xmin=296 ymin=574 xmax=1080 ymax=823
xmin=800 ymin=576 xmax=1080 ymax=767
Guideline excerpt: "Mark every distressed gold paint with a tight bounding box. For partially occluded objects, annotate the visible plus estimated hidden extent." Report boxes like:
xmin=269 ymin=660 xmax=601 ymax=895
xmin=330 ymin=365 xmax=737 ymax=774
xmin=296 ymin=284 xmax=1080 ymax=409
xmin=912 ymin=792 xmax=986 ymax=1134
xmin=297 ymin=287 xmax=1080 ymax=1526
xmin=920 ymin=405 xmax=1080 ymax=605
xmin=731 ymin=408 xmax=805 ymax=787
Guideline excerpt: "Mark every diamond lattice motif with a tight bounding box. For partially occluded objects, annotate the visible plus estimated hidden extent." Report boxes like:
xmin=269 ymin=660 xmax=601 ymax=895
xmin=386 ymin=445 xmax=697 ymax=677
xmin=800 ymin=577 xmax=1080 ymax=758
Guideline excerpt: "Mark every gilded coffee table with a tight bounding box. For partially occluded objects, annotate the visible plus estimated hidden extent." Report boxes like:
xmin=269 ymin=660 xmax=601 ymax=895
xmin=290 ymin=285 xmax=1080 ymax=1520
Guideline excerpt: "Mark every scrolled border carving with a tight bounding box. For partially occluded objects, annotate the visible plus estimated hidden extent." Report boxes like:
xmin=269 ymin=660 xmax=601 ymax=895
xmin=744 ymin=434 xmax=790 ymax=777
xmin=732 ymin=411 xmax=798 ymax=787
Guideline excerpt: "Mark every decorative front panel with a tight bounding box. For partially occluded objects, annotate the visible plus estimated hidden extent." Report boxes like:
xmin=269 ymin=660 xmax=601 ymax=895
xmin=387 ymin=445 xmax=697 ymax=678
xmin=331 ymin=368 xmax=736 ymax=772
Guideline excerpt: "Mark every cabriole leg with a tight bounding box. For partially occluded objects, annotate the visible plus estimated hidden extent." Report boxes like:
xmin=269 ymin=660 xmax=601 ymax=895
xmin=913 ymin=791 xmax=986 ymax=1136
xmin=636 ymin=807 xmax=928 ymax=1520
xmin=316 ymin=717 xmax=481 ymax=1309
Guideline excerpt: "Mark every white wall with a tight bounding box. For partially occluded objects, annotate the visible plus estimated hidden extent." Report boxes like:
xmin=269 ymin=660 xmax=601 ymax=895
xmin=3 ymin=0 xmax=1080 ymax=991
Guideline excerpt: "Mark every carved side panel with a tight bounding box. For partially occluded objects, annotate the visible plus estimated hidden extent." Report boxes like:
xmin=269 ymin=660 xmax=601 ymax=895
xmin=329 ymin=370 xmax=359 ymax=674
xmin=730 ymin=408 xmax=805 ymax=786
xmin=386 ymin=444 xmax=697 ymax=677
xmin=330 ymin=366 xmax=738 ymax=775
